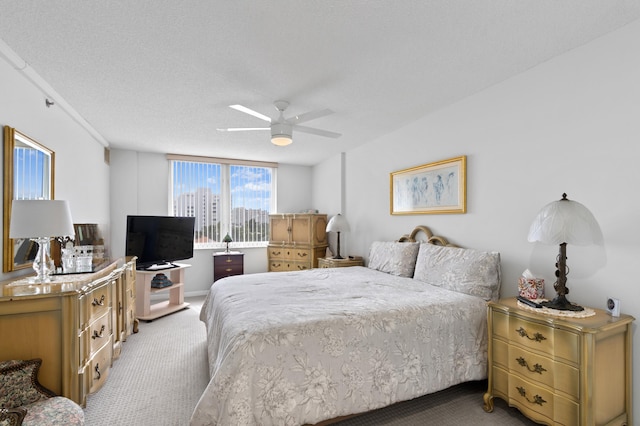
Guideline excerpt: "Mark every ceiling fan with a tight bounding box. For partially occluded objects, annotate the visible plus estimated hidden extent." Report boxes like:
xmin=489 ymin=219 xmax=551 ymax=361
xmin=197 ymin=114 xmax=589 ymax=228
xmin=217 ymin=100 xmax=341 ymax=146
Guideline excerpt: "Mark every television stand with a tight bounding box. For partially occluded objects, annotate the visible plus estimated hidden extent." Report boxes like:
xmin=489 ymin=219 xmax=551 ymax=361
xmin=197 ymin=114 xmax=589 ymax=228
xmin=136 ymin=263 xmax=191 ymax=321
xmin=141 ymin=262 xmax=179 ymax=271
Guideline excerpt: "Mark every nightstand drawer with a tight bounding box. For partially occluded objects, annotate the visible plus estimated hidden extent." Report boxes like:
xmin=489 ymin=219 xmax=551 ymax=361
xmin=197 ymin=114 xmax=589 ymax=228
xmin=507 ymin=344 xmax=579 ymax=399
xmin=493 ymin=311 xmax=579 ymax=363
xmin=507 ymin=374 xmax=579 ymax=426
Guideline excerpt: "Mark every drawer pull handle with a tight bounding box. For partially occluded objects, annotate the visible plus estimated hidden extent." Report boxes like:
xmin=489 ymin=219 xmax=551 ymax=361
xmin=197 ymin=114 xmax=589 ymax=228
xmin=92 ymin=325 xmax=106 ymax=339
xmin=225 ymin=268 xmax=233 ymax=272
xmin=515 ymin=327 xmax=546 ymax=343
xmin=516 ymin=386 xmax=546 ymax=406
xmin=92 ymin=295 xmax=105 ymax=307
xmin=272 ymin=263 xmax=281 ymax=268
xmin=516 ymin=357 xmax=547 ymax=374
xmin=95 ymin=363 xmax=101 ymax=380
xmin=272 ymin=251 xmax=281 ymax=256
xmin=297 ymin=252 xmax=308 ymax=258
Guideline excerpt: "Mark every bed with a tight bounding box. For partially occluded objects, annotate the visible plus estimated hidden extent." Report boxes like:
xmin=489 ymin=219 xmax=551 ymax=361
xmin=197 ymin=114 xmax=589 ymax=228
xmin=191 ymin=226 xmax=501 ymax=426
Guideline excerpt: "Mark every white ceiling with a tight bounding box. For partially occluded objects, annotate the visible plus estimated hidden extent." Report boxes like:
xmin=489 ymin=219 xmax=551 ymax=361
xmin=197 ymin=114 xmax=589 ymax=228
xmin=1 ymin=1 xmax=639 ymax=166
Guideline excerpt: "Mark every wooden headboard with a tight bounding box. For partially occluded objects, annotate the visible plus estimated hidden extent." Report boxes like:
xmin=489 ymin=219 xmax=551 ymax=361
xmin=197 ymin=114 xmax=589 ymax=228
xmin=397 ymin=225 xmax=458 ymax=247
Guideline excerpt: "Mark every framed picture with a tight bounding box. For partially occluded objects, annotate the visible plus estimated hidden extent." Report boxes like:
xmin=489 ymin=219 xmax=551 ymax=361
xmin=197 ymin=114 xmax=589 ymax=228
xmin=390 ymin=155 xmax=466 ymax=215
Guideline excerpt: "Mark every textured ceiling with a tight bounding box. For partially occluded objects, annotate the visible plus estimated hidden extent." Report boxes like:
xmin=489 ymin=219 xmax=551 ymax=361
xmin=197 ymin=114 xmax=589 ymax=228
xmin=1 ymin=1 xmax=639 ymax=165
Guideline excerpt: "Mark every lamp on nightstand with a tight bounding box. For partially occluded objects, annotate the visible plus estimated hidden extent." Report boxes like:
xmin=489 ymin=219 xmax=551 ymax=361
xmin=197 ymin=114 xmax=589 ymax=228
xmin=222 ymin=233 xmax=233 ymax=252
xmin=527 ymin=193 xmax=603 ymax=311
xmin=326 ymin=214 xmax=350 ymax=259
xmin=9 ymin=200 xmax=75 ymax=283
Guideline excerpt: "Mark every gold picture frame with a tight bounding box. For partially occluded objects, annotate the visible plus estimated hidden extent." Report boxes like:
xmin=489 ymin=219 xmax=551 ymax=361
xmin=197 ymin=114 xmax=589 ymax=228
xmin=390 ymin=155 xmax=466 ymax=215
xmin=3 ymin=126 xmax=55 ymax=272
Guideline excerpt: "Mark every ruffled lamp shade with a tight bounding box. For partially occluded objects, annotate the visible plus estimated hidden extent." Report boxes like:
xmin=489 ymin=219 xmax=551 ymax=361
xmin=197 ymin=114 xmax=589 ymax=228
xmin=527 ymin=193 xmax=602 ymax=311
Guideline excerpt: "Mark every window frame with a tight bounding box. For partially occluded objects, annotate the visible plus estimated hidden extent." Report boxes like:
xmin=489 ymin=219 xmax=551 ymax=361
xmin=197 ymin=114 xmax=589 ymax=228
xmin=167 ymin=154 xmax=277 ymax=250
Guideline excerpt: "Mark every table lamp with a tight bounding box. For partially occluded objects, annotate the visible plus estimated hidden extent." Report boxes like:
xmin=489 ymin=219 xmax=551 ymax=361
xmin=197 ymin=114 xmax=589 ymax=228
xmin=527 ymin=193 xmax=603 ymax=311
xmin=326 ymin=214 xmax=350 ymax=259
xmin=9 ymin=199 xmax=75 ymax=283
xmin=222 ymin=233 xmax=233 ymax=252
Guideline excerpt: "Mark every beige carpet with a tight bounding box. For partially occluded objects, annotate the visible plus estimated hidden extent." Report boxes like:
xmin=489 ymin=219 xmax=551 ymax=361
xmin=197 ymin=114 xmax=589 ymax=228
xmin=84 ymin=296 xmax=538 ymax=425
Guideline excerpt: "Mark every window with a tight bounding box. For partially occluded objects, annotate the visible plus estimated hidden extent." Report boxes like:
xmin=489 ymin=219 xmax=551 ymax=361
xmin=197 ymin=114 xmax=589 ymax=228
xmin=168 ymin=155 xmax=276 ymax=249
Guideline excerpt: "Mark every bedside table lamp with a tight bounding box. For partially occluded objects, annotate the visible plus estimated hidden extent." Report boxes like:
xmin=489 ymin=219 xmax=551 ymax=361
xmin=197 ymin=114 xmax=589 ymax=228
xmin=222 ymin=233 xmax=233 ymax=252
xmin=9 ymin=199 xmax=75 ymax=283
xmin=326 ymin=214 xmax=350 ymax=259
xmin=527 ymin=193 xmax=603 ymax=311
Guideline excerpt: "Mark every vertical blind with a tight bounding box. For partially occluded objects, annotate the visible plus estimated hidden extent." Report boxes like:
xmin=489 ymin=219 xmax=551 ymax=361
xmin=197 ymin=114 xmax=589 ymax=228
xmin=14 ymin=147 xmax=50 ymax=200
xmin=169 ymin=155 xmax=276 ymax=248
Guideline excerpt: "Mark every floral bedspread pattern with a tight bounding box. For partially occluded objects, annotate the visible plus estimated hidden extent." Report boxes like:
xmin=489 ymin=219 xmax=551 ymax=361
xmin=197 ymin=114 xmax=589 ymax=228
xmin=191 ymin=266 xmax=488 ymax=426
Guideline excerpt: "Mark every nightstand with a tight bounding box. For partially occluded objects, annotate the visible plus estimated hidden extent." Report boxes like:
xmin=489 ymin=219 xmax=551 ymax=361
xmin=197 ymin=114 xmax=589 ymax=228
xmin=318 ymin=257 xmax=364 ymax=268
xmin=483 ymin=297 xmax=634 ymax=426
xmin=213 ymin=252 xmax=244 ymax=282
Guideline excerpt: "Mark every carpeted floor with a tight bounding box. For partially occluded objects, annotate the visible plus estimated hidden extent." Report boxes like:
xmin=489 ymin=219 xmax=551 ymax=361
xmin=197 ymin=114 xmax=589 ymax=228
xmin=84 ymin=296 xmax=539 ymax=425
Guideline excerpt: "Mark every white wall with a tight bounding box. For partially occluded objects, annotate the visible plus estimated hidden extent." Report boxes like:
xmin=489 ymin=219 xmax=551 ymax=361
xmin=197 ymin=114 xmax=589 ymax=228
xmin=0 ymin=54 xmax=110 ymax=283
xmin=314 ymin=19 xmax=640 ymax=417
xmin=109 ymin=150 xmax=314 ymax=295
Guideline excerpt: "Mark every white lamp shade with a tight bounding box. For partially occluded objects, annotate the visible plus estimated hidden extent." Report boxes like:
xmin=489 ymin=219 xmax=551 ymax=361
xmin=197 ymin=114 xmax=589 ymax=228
xmin=326 ymin=213 xmax=350 ymax=232
xmin=527 ymin=196 xmax=603 ymax=246
xmin=9 ymin=200 xmax=75 ymax=239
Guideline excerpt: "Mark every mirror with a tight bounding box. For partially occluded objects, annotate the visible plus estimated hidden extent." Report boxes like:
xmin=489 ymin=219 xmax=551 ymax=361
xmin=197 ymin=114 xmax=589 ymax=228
xmin=3 ymin=126 xmax=55 ymax=272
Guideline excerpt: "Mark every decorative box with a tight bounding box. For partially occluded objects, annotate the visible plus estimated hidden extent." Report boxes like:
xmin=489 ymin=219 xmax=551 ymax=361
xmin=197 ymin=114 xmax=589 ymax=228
xmin=518 ymin=277 xmax=544 ymax=300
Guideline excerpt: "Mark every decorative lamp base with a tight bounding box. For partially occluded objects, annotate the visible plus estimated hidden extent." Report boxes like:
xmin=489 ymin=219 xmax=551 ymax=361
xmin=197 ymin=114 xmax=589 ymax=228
xmin=540 ymin=294 xmax=584 ymax=311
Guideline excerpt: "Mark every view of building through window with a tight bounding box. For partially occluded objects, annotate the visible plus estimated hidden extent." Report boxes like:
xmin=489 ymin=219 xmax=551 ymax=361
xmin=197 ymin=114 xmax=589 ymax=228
xmin=170 ymin=159 xmax=274 ymax=248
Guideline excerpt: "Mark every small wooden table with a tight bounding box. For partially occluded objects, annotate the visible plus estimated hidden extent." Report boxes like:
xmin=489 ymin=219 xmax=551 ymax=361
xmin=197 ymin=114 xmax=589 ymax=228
xmin=483 ymin=297 xmax=634 ymax=425
xmin=318 ymin=257 xmax=364 ymax=268
xmin=213 ymin=251 xmax=244 ymax=282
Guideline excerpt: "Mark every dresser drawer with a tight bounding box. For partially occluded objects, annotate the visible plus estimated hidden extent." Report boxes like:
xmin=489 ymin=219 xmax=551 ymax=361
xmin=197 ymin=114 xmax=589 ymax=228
xmin=88 ymin=311 xmax=111 ymax=356
xmin=268 ymin=246 xmax=287 ymax=260
xmin=290 ymin=261 xmax=311 ymax=271
xmin=492 ymin=311 xmax=580 ymax=363
xmin=289 ymin=248 xmax=311 ymax=262
xmin=80 ymin=282 xmax=112 ymax=328
xmin=87 ymin=338 xmax=112 ymax=395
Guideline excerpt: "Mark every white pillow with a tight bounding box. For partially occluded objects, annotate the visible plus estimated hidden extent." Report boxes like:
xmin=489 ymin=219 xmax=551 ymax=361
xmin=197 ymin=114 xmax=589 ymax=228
xmin=413 ymin=243 xmax=501 ymax=300
xmin=367 ymin=242 xmax=419 ymax=278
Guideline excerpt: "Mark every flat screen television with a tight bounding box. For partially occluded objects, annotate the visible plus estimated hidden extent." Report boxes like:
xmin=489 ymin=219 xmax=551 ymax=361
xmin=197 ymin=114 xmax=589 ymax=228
xmin=125 ymin=215 xmax=195 ymax=270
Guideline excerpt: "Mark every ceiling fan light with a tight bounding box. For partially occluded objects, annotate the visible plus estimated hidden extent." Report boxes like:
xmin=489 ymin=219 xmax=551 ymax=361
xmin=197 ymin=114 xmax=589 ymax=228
xmin=271 ymin=135 xmax=292 ymax=146
xmin=271 ymin=122 xmax=293 ymax=146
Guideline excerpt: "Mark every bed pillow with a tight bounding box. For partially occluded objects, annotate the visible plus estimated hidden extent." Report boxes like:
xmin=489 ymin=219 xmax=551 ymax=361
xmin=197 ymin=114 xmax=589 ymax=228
xmin=413 ymin=243 xmax=501 ymax=300
xmin=367 ymin=241 xmax=419 ymax=277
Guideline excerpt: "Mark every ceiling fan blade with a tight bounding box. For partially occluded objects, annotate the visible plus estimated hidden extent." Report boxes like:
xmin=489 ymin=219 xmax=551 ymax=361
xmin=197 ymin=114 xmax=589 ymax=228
xmin=288 ymin=109 xmax=334 ymax=125
xmin=216 ymin=127 xmax=270 ymax=132
xmin=229 ymin=104 xmax=272 ymax=123
xmin=293 ymin=125 xmax=341 ymax=139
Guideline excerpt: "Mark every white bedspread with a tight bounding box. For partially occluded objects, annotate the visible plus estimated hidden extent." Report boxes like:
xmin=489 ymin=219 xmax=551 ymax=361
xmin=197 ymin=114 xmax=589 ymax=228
xmin=191 ymin=266 xmax=488 ymax=426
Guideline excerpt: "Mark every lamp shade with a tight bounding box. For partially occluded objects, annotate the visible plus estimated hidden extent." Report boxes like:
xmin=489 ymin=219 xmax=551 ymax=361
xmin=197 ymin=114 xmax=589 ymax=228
xmin=10 ymin=200 xmax=75 ymax=239
xmin=326 ymin=214 xmax=350 ymax=233
xmin=527 ymin=194 xmax=602 ymax=246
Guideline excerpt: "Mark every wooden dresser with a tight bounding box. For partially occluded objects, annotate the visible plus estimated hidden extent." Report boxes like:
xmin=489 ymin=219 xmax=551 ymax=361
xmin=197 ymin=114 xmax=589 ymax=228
xmin=318 ymin=257 xmax=364 ymax=268
xmin=213 ymin=251 xmax=244 ymax=282
xmin=483 ymin=298 xmax=634 ymax=426
xmin=268 ymin=213 xmax=328 ymax=271
xmin=0 ymin=257 xmax=137 ymax=407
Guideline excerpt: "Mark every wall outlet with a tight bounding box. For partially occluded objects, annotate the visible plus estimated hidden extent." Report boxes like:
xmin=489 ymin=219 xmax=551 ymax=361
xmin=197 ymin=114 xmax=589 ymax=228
xmin=606 ymin=297 xmax=620 ymax=317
